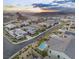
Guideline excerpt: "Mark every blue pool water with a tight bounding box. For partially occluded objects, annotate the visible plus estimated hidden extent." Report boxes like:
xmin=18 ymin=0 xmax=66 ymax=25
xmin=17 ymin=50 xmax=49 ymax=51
xmin=38 ymin=42 xmax=47 ymax=50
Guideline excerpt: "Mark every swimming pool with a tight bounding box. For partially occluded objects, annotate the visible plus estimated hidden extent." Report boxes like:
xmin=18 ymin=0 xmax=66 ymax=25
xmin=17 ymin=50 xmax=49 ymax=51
xmin=38 ymin=42 xmax=47 ymax=51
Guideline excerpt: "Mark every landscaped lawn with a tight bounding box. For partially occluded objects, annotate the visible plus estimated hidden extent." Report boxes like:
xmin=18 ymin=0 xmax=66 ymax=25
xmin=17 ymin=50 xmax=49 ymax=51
xmin=30 ymin=30 xmax=40 ymax=37
xmin=34 ymin=48 xmax=48 ymax=57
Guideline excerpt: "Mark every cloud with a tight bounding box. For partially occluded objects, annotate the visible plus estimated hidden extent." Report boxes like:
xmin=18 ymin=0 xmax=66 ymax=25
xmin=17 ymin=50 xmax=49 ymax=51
xmin=32 ymin=0 xmax=75 ymax=8
xmin=58 ymin=2 xmax=75 ymax=8
xmin=32 ymin=0 xmax=75 ymax=13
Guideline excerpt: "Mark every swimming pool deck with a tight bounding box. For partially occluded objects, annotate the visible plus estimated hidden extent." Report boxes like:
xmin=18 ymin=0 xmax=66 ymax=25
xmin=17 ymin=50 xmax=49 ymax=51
xmin=38 ymin=42 xmax=47 ymax=51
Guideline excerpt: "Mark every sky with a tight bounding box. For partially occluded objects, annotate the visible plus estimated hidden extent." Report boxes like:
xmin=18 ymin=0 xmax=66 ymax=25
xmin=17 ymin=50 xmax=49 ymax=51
xmin=4 ymin=0 xmax=53 ymax=6
xmin=4 ymin=0 xmax=75 ymax=13
xmin=4 ymin=0 xmax=75 ymax=6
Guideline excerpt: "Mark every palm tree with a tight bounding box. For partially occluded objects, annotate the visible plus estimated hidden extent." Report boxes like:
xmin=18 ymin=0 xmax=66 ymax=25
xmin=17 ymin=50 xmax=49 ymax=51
xmin=26 ymin=55 xmax=28 ymax=57
xmin=57 ymin=55 xmax=60 ymax=59
xmin=48 ymin=56 xmax=51 ymax=58
xmin=49 ymin=50 xmax=51 ymax=54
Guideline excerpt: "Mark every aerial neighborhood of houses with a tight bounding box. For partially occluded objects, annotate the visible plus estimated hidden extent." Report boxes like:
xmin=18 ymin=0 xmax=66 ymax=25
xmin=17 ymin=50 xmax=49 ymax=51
xmin=3 ymin=12 xmax=75 ymax=59
xmin=4 ymin=12 xmax=59 ymax=44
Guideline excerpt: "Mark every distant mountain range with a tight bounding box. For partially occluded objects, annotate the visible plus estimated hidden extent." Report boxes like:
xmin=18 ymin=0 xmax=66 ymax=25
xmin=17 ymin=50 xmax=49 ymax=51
xmin=32 ymin=12 xmax=74 ymax=17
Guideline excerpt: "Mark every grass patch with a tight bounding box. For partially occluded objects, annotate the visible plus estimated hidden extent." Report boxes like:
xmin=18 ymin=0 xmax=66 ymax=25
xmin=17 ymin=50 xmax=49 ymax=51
xmin=12 ymin=55 xmax=19 ymax=59
xmin=30 ymin=30 xmax=40 ymax=37
xmin=34 ymin=48 xmax=48 ymax=57
xmin=38 ymin=38 xmax=47 ymax=46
